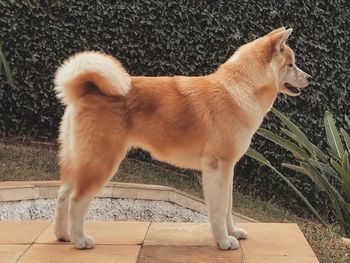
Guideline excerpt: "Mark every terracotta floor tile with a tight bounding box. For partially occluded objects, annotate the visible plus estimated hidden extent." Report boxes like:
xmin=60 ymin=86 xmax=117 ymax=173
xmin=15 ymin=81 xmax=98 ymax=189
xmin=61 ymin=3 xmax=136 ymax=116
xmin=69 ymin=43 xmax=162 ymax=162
xmin=0 ymin=221 xmax=50 ymax=244
xmin=0 ymin=245 xmax=30 ymax=263
xmin=36 ymin=221 xmax=150 ymax=245
xmin=144 ymin=223 xmax=216 ymax=246
xmin=18 ymin=244 xmax=140 ymax=263
xmin=0 ymin=221 xmax=319 ymax=262
xmin=239 ymin=223 xmax=318 ymax=262
xmin=244 ymin=255 xmax=319 ymax=263
xmin=138 ymin=245 xmax=244 ymax=263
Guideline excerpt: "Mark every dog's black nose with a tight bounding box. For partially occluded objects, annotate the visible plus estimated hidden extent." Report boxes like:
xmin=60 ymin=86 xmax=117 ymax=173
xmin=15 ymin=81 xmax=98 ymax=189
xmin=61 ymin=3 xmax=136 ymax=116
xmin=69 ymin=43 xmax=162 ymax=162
xmin=306 ymin=75 xmax=313 ymax=81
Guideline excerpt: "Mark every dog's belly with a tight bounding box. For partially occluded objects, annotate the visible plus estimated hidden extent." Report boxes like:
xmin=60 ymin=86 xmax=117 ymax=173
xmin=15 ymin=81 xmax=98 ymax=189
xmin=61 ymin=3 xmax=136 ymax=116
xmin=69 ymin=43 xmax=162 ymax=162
xmin=155 ymin=151 xmax=202 ymax=170
xmin=131 ymin=141 xmax=202 ymax=170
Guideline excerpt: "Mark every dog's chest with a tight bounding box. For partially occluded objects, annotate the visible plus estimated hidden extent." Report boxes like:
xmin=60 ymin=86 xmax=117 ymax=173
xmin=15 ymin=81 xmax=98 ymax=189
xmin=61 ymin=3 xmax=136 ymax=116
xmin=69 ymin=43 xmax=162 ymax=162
xmin=231 ymin=125 xmax=258 ymax=160
xmin=231 ymin=105 xmax=267 ymax=159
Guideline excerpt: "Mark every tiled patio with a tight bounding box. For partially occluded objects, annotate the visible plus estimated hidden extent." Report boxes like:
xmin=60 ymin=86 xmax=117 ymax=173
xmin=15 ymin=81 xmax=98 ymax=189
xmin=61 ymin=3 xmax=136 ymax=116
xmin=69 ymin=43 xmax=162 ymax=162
xmin=0 ymin=221 xmax=319 ymax=263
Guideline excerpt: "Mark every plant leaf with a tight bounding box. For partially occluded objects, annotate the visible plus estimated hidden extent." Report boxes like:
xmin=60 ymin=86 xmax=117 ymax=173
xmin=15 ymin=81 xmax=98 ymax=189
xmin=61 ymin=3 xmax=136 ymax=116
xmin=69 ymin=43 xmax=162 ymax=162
xmin=330 ymin=158 xmax=350 ymax=200
xmin=342 ymin=152 xmax=350 ymax=174
xmin=271 ymin=108 xmax=315 ymax=155
xmin=340 ymin=128 xmax=350 ymax=153
xmin=245 ymin=147 xmax=271 ymax=166
xmin=269 ymin=165 xmax=327 ymax=227
xmin=344 ymin=201 xmax=350 ymax=210
xmin=299 ymin=162 xmax=328 ymax=192
xmin=328 ymin=148 xmax=340 ymax=160
xmin=280 ymin=128 xmax=314 ymax=157
xmin=308 ymin=159 xmax=343 ymax=185
xmin=345 ymin=116 xmax=350 ymax=130
xmin=311 ymin=144 xmax=329 ymax=163
xmin=0 ymin=54 xmax=2 ymax=74
xmin=247 ymin=150 xmax=326 ymax=226
xmin=330 ymin=196 xmax=349 ymax=236
xmin=331 ymin=159 xmax=348 ymax=181
xmin=324 ymin=111 xmax=344 ymax=160
xmin=0 ymin=41 xmax=15 ymax=88
xmin=282 ymin=163 xmax=306 ymax=175
xmin=257 ymin=128 xmax=309 ymax=160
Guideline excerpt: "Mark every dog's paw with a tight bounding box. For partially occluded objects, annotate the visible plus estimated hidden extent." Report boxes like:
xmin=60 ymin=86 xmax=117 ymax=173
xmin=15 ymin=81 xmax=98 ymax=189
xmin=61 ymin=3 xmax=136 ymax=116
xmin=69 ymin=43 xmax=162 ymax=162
xmin=55 ymin=229 xmax=70 ymax=242
xmin=73 ymin=235 xmax=95 ymax=249
xmin=217 ymin=236 xmax=240 ymax=250
xmin=56 ymin=234 xmax=70 ymax=242
xmin=230 ymin=228 xmax=248 ymax=240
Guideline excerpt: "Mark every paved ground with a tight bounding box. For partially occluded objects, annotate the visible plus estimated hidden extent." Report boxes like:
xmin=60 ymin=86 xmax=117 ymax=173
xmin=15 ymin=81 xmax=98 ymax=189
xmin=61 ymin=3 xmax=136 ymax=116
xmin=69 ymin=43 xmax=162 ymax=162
xmin=0 ymin=221 xmax=319 ymax=262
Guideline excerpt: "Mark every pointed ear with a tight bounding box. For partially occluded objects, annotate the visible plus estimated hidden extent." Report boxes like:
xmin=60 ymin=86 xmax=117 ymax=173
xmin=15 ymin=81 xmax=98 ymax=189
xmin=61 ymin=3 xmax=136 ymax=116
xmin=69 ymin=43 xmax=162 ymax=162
xmin=266 ymin=27 xmax=286 ymax=37
xmin=270 ymin=28 xmax=293 ymax=48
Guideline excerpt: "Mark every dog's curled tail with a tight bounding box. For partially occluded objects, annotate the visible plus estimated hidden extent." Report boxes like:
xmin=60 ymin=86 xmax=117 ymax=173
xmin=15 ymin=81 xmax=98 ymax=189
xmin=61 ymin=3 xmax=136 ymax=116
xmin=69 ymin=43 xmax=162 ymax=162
xmin=54 ymin=51 xmax=131 ymax=104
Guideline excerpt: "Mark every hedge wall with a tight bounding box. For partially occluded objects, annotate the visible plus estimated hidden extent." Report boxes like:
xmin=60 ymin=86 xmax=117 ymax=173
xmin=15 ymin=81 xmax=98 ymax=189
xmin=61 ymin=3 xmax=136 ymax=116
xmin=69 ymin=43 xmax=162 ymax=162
xmin=1 ymin=0 xmax=349 ymax=218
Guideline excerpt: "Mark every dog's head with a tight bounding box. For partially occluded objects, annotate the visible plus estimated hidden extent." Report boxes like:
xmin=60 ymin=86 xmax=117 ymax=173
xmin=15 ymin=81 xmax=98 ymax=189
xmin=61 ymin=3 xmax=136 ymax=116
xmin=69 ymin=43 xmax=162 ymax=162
xmin=264 ymin=27 xmax=312 ymax=96
xmin=230 ymin=27 xmax=312 ymax=96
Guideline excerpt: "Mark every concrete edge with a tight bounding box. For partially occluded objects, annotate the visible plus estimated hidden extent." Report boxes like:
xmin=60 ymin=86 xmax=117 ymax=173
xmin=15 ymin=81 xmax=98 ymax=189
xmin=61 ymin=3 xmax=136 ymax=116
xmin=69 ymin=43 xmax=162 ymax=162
xmin=0 ymin=181 xmax=258 ymax=223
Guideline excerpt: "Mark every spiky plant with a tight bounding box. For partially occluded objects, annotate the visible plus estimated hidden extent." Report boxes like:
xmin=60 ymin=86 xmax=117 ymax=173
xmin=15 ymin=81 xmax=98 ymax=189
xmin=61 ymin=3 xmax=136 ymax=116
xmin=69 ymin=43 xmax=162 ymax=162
xmin=253 ymin=108 xmax=350 ymax=236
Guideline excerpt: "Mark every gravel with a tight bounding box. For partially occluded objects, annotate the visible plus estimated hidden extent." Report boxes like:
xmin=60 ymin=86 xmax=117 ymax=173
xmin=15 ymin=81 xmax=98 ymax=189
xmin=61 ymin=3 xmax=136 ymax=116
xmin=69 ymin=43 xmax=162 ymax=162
xmin=0 ymin=198 xmax=208 ymax=223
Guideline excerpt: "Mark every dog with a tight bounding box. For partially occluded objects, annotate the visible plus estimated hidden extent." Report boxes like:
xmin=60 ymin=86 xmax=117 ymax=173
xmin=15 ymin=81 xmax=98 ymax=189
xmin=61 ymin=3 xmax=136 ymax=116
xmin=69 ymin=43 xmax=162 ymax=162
xmin=53 ymin=27 xmax=311 ymax=250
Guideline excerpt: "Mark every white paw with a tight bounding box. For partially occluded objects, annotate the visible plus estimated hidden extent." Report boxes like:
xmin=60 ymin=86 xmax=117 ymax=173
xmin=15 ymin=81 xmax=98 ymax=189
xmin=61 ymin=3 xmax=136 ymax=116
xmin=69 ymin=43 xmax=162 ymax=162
xmin=231 ymin=228 xmax=248 ymax=240
xmin=55 ymin=233 xmax=70 ymax=242
xmin=217 ymin=236 xmax=240 ymax=250
xmin=73 ymin=235 xmax=95 ymax=249
xmin=54 ymin=227 xmax=70 ymax=242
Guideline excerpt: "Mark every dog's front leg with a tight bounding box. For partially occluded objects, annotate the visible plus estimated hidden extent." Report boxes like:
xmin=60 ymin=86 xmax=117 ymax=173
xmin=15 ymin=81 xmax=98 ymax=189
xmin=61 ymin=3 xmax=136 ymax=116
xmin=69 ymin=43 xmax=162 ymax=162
xmin=201 ymin=157 xmax=240 ymax=250
xmin=226 ymin=173 xmax=248 ymax=240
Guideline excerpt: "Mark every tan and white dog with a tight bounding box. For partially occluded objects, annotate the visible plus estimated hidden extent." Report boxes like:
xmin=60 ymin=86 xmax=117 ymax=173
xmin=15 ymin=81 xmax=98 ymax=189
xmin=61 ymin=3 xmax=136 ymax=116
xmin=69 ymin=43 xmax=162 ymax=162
xmin=53 ymin=27 xmax=311 ymax=250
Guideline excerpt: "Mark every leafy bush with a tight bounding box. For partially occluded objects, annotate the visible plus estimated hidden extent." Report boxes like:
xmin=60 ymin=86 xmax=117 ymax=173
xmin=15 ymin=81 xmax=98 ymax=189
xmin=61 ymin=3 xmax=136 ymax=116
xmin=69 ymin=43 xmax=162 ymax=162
xmin=257 ymin=108 xmax=350 ymax=235
xmin=0 ymin=0 xmax=349 ymax=215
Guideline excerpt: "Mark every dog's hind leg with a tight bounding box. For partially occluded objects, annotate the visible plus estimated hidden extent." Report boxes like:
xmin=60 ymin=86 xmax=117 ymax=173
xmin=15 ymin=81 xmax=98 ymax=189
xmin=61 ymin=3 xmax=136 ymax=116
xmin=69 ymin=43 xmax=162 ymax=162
xmin=68 ymin=142 xmax=127 ymax=249
xmin=226 ymin=172 xmax=248 ymax=240
xmin=54 ymin=184 xmax=72 ymax=241
xmin=54 ymin=107 xmax=74 ymax=242
xmin=69 ymin=192 xmax=95 ymax=249
xmin=201 ymin=157 xmax=239 ymax=250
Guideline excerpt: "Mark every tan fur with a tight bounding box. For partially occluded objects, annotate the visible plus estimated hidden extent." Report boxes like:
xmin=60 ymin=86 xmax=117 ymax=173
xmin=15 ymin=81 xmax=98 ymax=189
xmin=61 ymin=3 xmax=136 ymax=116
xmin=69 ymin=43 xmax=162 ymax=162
xmin=54 ymin=28 xmax=310 ymax=250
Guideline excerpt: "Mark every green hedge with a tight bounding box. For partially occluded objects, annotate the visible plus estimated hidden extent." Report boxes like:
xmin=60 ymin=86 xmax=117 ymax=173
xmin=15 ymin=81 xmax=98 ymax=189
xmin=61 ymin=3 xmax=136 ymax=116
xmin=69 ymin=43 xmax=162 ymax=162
xmin=1 ymin=0 xmax=349 ymax=218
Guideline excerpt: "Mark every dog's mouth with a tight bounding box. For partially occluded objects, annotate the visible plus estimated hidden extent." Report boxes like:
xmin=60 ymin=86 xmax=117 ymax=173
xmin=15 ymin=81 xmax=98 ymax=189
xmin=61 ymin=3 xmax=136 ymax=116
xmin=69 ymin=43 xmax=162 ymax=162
xmin=284 ymin=83 xmax=301 ymax=95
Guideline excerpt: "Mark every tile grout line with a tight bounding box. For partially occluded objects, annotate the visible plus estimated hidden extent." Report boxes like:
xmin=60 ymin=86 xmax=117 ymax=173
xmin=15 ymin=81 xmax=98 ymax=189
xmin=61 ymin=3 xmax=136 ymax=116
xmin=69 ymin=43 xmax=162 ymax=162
xmin=15 ymin=220 xmax=52 ymax=262
xmin=239 ymin=240 xmax=248 ymax=263
xmin=15 ymin=243 xmax=33 ymax=262
xmin=136 ymin=221 xmax=152 ymax=263
xmin=32 ymin=220 xmax=53 ymax=244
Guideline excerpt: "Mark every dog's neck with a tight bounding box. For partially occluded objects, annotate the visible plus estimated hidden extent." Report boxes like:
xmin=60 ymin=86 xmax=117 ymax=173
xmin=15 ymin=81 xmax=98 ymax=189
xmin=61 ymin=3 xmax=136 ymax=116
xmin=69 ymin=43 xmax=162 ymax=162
xmin=214 ymin=59 xmax=278 ymax=113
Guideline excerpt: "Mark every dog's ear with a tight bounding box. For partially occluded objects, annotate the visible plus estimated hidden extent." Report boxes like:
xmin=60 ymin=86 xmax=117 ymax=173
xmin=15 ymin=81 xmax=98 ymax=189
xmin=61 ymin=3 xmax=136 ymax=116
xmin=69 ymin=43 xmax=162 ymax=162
xmin=263 ymin=28 xmax=292 ymax=63
xmin=270 ymin=28 xmax=293 ymax=48
xmin=266 ymin=27 xmax=286 ymax=37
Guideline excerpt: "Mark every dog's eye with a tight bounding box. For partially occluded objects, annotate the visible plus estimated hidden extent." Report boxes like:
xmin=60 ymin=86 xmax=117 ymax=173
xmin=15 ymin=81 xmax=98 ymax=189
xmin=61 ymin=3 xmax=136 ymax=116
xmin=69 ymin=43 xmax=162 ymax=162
xmin=288 ymin=63 xmax=293 ymax=67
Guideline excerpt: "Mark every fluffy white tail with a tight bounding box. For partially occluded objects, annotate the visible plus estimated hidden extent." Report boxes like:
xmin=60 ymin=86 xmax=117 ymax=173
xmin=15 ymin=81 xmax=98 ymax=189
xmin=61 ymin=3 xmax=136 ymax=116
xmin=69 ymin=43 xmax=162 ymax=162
xmin=54 ymin=51 xmax=131 ymax=104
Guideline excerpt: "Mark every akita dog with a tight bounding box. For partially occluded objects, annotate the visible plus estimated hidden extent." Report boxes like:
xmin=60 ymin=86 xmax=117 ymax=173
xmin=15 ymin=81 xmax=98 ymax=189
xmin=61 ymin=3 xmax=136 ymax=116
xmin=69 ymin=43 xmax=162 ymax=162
xmin=53 ymin=27 xmax=311 ymax=250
